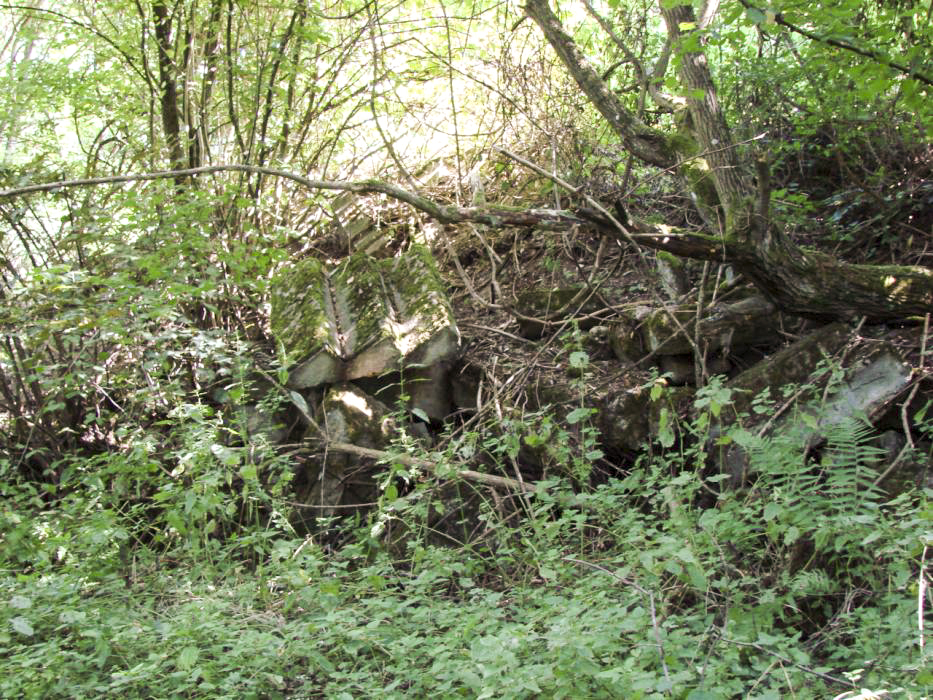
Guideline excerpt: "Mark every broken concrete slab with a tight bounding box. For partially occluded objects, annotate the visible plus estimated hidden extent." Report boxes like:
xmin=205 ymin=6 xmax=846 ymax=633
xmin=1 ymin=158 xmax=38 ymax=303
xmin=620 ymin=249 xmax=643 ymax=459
xmin=270 ymin=245 xmax=460 ymax=390
xmin=655 ymin=252 xmax=690 ymax=300
xmin=713 ymin=324 xmax=913 ymax=487
xmin=292 ymin=384 xmax=396 ymax=528
xmin=641 ymin=293 xmax=781 ymax=356
xmin=354 ymin=362 xmax=454 ymax=423
xmin=719 ymin=323 xmax=851 ymax=418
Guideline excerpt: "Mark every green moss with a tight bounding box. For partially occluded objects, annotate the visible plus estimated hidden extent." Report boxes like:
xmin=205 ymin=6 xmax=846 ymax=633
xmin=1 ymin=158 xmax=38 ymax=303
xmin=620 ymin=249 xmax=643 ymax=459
xmin=270 ymin=245 xmax=458 ymax=382
xmin=331 ymin=251 xmax=388 ymax=357
xmin=380 ymin=244 xmax=457 ymax=360
xmin=656 ymin=251 xmax=683 ymax=267
xmin=269 ymin=258 xmax=334 ymax=364
xmin=667 ymin=113 xmax=724 ymax=228
xmin=666 ymin=130 xmax=697 ymax=157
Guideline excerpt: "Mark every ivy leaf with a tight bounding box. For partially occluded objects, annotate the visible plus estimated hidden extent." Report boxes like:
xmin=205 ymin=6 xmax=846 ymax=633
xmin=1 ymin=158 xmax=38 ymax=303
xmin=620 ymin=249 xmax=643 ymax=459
xmin=763 ymin=501 xmax=782 ymax=520
xmin=320 ymin=580 xmax=340 ymax=596
xmin=657 ymin=408 xmax=676 ymax=448
xmin=686 ymin=564 xmax=708 ymax=589
xmin=59 ymin=609 xmax=86 ymax=624
xmin=210 ymin=443 xmax=239 ymax=466
xmin=675 ymin=547 xmax=699 ymax=565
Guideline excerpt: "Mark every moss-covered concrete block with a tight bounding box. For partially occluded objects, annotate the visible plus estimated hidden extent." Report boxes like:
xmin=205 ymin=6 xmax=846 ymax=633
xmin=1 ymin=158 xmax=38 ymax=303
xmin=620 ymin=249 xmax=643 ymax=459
xmin=713 ymin=324 xmax=912 ymax=487
xmin=641 ymin=294 xmax=780 ymax=356
xmin=270 ymin=245 xmax=460 ymax=389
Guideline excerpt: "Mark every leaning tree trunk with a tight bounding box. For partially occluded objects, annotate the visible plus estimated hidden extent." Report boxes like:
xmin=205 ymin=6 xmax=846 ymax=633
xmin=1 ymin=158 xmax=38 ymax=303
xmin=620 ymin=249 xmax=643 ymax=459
xmin=524 ymin=0 xmax=933 ymax=322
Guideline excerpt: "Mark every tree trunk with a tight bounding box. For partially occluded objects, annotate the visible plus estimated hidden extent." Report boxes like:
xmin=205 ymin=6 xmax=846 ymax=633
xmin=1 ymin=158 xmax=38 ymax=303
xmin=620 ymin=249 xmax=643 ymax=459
xmin=524 ymin=0 xmax=933 ymax=322
xmin=152 ymin=1 xmax=185 ymax=171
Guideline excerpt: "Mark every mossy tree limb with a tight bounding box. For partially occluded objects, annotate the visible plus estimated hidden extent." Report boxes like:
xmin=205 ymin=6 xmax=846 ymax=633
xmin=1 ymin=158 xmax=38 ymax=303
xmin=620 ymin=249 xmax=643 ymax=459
xmin=523 ymin=0 xmax=933 ymax=322
xmin=3 ymin=168 xmax=932 ymax=322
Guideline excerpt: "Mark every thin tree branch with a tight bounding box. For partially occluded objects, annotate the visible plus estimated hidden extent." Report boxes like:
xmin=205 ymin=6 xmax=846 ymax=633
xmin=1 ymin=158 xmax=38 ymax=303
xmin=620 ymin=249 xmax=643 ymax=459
xmin=738 ymin=0 xmax=933 ymax=87
xmin=720 ymin=637 xmax=857 ymax=689
xmin=0 ymin=3 xmax=148 ymax=82
xmin=580 ymin=0 xmax=679 ymax=111
xmin=0 ymin=164 xmax=585 ymax=228
xmin=253 ymin=367 xmax=538 ymax=494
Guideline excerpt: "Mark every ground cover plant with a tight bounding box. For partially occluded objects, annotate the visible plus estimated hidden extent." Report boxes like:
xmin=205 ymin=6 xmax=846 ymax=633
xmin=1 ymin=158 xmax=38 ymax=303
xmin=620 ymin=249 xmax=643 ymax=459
xmin=1 ymin=363 xmax=929 ymax=698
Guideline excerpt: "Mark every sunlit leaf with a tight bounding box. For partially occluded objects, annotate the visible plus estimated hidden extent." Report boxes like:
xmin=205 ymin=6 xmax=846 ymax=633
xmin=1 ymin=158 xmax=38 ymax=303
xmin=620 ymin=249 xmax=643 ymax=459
xmin=11 ymin=617 xmax=33 ymax=636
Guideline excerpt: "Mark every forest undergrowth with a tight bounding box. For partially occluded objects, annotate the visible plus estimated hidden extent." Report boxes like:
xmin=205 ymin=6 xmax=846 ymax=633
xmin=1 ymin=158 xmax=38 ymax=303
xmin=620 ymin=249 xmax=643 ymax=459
xmin=1 ymin=1 xmax=932 ymax=696
xmin=1 ymin=352 xmax=930 ymax=699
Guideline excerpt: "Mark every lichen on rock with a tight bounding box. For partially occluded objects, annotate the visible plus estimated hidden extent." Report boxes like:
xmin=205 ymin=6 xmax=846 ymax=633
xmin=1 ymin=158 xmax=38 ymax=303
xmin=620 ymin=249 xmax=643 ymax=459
xmin=269 ymin=257 xmax=335 ymax=363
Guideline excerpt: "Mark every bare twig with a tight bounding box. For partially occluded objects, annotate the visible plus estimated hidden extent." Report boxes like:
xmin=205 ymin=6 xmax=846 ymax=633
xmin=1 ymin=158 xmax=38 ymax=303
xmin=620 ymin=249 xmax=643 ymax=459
xmin=497 ymin=147 xmax=713 ymax=365
xmin=720 ymin=637 xmax=856 ymax=689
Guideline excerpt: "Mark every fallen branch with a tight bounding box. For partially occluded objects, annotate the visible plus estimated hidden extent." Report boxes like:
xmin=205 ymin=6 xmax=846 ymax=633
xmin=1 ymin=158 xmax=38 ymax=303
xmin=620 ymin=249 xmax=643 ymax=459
xmin=0 ymin=164 xmax=584 ymax=231
xmin=6 ymin=164 xmax=931 ymax=321
xmin=0 ymin=163 xmax=736 ymax=261
xmin=327 ymin=440 xmax=537 ymax=493
xmin=0 ymin=162 xmax=761 ymax=272
xmin=254 ymin=368 xmax=537 ymax=494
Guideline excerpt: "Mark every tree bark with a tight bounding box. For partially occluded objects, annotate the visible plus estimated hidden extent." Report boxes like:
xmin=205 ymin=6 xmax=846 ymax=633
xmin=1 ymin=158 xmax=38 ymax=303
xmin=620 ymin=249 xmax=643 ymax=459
xmin=658 ymin=3 xmax=754 ymax=234
xmin=152 ymin=1 xmax=185 ymax=171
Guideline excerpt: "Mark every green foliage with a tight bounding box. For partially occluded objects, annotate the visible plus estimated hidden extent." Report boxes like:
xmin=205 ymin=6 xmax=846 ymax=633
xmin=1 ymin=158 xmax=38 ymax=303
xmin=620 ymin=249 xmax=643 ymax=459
xmin=2 ymin=370 xmax=930 ymax=697
xmin=1 ymin=1 xmax=931 ymax=698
